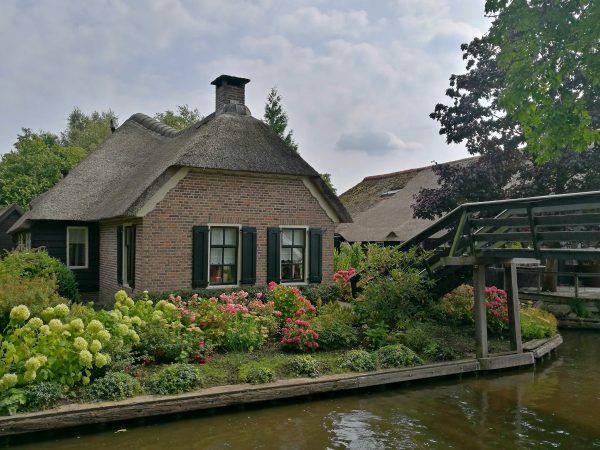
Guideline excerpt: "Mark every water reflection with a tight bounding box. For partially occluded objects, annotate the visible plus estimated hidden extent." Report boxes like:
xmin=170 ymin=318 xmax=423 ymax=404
xmin=6 ymin=331 xmax=600 ymax=449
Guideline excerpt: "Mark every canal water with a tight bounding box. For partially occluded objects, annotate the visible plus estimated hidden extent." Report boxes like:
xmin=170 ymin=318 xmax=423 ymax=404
xmin=7 ymin=330 xmax=600 ymax=449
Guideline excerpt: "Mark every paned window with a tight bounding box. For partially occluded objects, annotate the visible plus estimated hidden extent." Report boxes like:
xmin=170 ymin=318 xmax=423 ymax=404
xmin=209 ymin=227 xmax=238 ymax=285
xmin=281 ymin=228 xmax=305 ymax=282
xmin=67 ymin=227 xmax=88 ymax=269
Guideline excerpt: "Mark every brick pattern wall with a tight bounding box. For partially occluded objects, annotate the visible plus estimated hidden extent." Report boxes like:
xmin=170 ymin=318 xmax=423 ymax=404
xmin=215 ymin=84 xmax=245 ymax=110
xmin=130 ymin=172 xmax=335 ymax=294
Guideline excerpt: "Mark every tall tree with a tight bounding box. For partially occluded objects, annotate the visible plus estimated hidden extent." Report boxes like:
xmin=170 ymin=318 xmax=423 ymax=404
xmin=263 ymin=87 xmax=298 ymax=152
xmin=61 ymin=108 xmax=118 ymax=153
xmin=413 ymin=36 xmax=600 ymax=221
xmin=154 ymin=104 xmax=202 ymax=130
xmin=0 ymin=129 xmax=86 ymax=208
xmin=486 ymin=0 xmax=600 ymax=161
xmin=263 ymin=87 xmax=337 ymax=193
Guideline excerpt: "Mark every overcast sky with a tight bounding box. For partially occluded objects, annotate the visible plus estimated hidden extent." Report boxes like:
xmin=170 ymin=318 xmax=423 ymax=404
xmin=0 ymin=0 xmax=490 ymax=193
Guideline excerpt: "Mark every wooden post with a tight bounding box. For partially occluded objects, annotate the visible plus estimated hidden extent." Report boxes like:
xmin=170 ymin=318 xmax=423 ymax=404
xmin=473 ymin=264 xmax=488 ymax=358
xmin=504 ymin=263 xmax=523 ymax=353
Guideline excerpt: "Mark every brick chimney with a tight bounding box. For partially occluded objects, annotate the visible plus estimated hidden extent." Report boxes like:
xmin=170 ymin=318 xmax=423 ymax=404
xmin=211 ymin=75 xmax=251 ymax=111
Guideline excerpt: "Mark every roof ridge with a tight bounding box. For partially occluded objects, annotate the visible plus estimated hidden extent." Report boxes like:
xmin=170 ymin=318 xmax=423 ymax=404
xmin=362 ymin=156 xmax=479 ymax=181
xmin=128 ymin=113 xmax=181 ymax=138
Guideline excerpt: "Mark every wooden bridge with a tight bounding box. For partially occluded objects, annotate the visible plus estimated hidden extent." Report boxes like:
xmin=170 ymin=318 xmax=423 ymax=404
xmin=400 ymin=190 xmax=600 ymax=359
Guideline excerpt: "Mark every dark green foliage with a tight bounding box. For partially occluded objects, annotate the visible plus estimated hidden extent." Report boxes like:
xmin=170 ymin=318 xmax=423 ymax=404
xmin=375 ymin=344 xmax=423 ymax=369
xmin=354 ymin=245 xmax=433 ymax=329
xmin=432 ymin=284 xmax=475 ymax=326
xmin=135 ymin=322 xmax=200 ymax=363
xmin=143 ymin=364 xmax=202 ymax=395
xmin=486 ymin=0 xmax=599 ymax=160
xmin=312 ymin=302 xmax=358 ymax=351
xmin=24 ymin=382 xmax=65 ymax=411
xmin=263 ymin=87 xmax=298 ymax=152
xmin=0 ymin=129 xmax=86 ymax=208
xmin=398 ymin=325 xmax=437 ymax=355
xmin=61 ymin=108 xmax=118 ymax=153
xmin=0 ymin=249 xmax=79 ymax=301
xmin=244 ymin=367 xmax=275 ymax=384
xmin=363 ymin=322 xmax=393 ymax=350
xmin=86 ymin=372 xmax=141 ymax=401
xmin=414 ymin=34 xmax=600 ymax=221
xmin=0 ymin=274 xmax=65 ymax=329
xmin=355 ymin=269 xmax=432 ymax=328
xmin=289 ymin=355 xmax=321 ymax=378
xmin=300 ymin=284 xmax=343 ymax=304
xmin=340 ymin=350 xmax=376 ymax=372
xmin=154 ymin=105 xmax=201 ymax=130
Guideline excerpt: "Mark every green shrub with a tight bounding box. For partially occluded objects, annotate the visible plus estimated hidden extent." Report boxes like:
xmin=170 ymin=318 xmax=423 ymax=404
xmin=300 ymin=283 xmax=343 ymax=304
xmin=421 ymin=343 xmax=460 ymax=362
xmin=0 ymin=250 xmax=79 ymax=301
xmin=136 ymin=322 xmax=203 ymax=363
xmin=221 ymin=315 xmax=268 ymax=352
xmin=340 ymin=350 xmax=376 ymax=372
xmin=0 ymin=273 xmax=66 ymax=329
xmin=312 ymin=302 xmax=358 ymax=350
xmin=432 ymin=284 xmax=475 ymax=325
xmin=399 ymin=325 xmax=437 ymax=354
xmin=289 ymin=356 xmax=321 ymax=378
xmin=86 ymin=372 xmax=141 ymax=401
xmin=355 ymin=269 xmax=433 ymax=328
xmin=334 ymin=242 xmax=365 ymax=272
xmin=363 ymin=322 xmax=394 ymax=350
xmin=244 ymin=367 xmax=275 ymax=384
xmin=376 ymin=345 xmax=423 ymax=369
xmin=143 ymin=364 xmax=201 ymax=395
xmin=521 ymin=307 xmax=558 ymax=339
xmin=24 ymin=381 xmax=65 ymax=411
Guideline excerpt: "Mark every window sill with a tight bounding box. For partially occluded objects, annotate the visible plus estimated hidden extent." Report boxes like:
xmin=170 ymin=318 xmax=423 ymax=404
xmin=68 ymin=266 xmax=88 ymax=270
xmin=206 ymin=284 xmax=240 ymax=290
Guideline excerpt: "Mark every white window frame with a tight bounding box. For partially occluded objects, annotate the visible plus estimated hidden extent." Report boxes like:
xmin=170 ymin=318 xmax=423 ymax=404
xmin=66 ymin=226 xmax=88 ymax=269
xmin=17 ymin=232 xmax=31 ymax=250
xmin=207 ymin=224 xmax=242 ymax=289
xmin=279 ymin=225 xmax=309 ymax=285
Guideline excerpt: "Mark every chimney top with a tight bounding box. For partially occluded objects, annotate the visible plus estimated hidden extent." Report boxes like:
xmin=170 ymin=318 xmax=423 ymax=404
xmin=211 ymin=75 xmax=251 ymax=112
xmin=211 ymin=75 xmax=250 ymax=87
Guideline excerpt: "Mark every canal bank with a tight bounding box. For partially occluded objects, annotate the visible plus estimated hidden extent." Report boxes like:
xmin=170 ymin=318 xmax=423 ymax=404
xmin=0 ymin=335 xmax=562 ymax=439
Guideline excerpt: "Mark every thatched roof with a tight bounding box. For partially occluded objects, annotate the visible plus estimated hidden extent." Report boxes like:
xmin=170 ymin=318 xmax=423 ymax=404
xmin=336 ymin=157 xmax=477 ymax=243
xmin=0 ymin=204 xmax=23 ymax=224
xmin=11 ymin=108 xmax=351 ymax=232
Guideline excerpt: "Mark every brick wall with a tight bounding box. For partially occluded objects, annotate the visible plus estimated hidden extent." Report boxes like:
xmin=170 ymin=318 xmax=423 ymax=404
xmin=215 ymin=84 xmax=245 ymax=110
xmin=116 ymin=171 xmax=334 ymax=296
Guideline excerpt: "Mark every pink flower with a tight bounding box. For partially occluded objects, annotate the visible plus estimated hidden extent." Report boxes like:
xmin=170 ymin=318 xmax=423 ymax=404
xmin=286 ymin=317 xmax=293 ymax=323
xmin=256 ymin=292 xmax=263 ymax=299
xmin=268 ymin=281 xmax=278 ymax=291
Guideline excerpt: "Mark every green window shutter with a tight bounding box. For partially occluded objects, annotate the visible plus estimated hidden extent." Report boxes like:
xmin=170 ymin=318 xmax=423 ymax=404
xmin=266 ymin=227 xmax=281 ymax=283
xmin=308 ymin=228 xmax=323 ymax=283
xmin=192 ymin=226 xmax=209 ymax=288
xmin=129 ymin=225 xmax=137 ymax=289
xmin=117 ymin=226 xmax=123 ymax=285
xmin=241 ymin=227 xmax=257 ymax=285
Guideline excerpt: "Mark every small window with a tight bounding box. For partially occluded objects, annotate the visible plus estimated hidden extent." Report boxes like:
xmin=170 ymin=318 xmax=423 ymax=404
xmin=209 ymin=227 xmax=238 ymax=285
xmin=281 ymin=228 xmax=305 ymax=283
xmin=67 ymin=227 xmax=88 ymax=269
xmin=17 ymin=232 xmax=31 ymax=250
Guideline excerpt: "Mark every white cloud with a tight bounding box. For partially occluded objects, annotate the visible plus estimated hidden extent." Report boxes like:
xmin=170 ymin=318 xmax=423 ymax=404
xmin=0 ymin=0 xmax=490 ymax=193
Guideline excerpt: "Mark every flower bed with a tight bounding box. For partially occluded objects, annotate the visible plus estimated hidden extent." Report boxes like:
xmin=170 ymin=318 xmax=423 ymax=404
xmin=0 ymin=275 xmax=557 ymax=416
